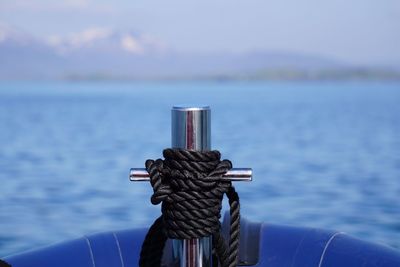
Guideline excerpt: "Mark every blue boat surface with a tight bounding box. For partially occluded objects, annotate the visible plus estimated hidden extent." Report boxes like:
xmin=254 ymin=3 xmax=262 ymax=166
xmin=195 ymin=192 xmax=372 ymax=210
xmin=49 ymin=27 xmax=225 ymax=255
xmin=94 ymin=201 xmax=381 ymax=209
xmin=4 ymin=215 xmax=400 ymax=267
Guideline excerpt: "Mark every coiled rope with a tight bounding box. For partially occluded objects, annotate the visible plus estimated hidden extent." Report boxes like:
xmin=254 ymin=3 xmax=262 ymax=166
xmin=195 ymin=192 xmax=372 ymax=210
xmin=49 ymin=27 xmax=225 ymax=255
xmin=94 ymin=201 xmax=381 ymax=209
xmin=139 ymin=148 xmax=240 ymax=267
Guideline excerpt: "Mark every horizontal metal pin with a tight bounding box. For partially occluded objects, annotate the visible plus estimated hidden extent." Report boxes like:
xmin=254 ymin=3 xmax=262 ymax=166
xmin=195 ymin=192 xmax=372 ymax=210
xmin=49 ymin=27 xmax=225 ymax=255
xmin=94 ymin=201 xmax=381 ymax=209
xmin=130 ymin=168 xmax=252 ymax=182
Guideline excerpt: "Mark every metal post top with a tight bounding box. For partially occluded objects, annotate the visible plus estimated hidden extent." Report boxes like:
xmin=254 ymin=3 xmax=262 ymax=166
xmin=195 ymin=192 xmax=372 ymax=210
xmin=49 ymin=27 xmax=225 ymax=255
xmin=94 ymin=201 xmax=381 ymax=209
xmin=172 ymin=105 xmax=211 ymax=151
xmin=172 ymin=105 xmax=210 ymax=111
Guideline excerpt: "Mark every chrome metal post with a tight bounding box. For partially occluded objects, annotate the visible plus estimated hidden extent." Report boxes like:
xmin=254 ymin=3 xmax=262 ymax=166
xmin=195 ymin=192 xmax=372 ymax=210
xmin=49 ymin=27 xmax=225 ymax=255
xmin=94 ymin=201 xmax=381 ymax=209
xmin=171 ymin=105 xmax=212 ymax=267
xmin=130 ymin=168 xmax=252 ymax=182
xmin=171 ymin=106 xmax=211 ymax=151
xmin=129 ymin=105 xmax=253 ymax=266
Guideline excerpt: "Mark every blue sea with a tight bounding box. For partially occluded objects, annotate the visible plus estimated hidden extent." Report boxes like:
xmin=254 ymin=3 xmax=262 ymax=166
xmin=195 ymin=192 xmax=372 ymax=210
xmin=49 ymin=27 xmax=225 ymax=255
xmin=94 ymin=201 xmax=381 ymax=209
xmin=0 ymin=81 xmax=399 ymax=257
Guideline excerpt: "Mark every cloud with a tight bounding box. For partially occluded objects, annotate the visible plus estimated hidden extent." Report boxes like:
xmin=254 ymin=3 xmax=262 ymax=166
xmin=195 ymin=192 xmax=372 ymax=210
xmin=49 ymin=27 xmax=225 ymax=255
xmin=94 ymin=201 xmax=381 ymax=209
xmin=120 ymin=35 xmax=144 ymax=54
xmin=120 ymin=34 xmax=167 ymax=54
xmin=46 ymin=27 xmax=112 ymax=49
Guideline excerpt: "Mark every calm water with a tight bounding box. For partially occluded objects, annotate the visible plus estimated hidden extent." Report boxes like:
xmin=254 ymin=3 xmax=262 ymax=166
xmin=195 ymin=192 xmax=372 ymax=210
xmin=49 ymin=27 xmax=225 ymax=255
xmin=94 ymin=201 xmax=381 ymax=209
xmin=0 ymin=81 xmax=399 ymax=256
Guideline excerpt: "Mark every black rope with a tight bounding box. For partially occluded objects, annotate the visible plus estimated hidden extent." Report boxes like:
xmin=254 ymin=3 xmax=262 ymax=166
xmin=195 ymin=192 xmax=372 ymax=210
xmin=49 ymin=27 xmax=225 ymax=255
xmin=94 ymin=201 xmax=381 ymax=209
xmin=139 ymin=148 xmax=240 ymax=267
xmin=0 ymin=259 xmax=11 ymax=267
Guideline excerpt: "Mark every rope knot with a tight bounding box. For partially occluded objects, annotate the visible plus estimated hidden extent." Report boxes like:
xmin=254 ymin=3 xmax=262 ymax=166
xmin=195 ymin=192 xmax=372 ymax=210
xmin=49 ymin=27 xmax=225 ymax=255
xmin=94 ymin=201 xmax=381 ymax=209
xmin=145 ymin=149 xmax=232 ymax=239
xmin=141 ymin=148 xmax=240 ymax=267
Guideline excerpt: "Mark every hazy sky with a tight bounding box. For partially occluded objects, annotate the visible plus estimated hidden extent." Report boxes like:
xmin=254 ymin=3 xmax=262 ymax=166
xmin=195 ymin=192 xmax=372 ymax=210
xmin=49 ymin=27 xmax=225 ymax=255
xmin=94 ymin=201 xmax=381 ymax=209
xmin=1 ymin=0 xmax=399 ymax=66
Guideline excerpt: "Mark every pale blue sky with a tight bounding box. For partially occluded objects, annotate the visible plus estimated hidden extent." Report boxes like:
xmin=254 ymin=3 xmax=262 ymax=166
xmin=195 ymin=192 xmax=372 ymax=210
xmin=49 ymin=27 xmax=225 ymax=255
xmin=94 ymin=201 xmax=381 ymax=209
xmin=1 ymin=0 xmax=399 ymax=66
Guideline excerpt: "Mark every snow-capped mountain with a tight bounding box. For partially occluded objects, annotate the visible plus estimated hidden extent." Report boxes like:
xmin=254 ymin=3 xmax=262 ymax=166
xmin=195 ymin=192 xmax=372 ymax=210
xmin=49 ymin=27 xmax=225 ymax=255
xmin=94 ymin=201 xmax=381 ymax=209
xmin=2 ymin=24 xmax=393 ymax=80
xmin=0 ymin=23 xmax=35 ymax=45
xmin=45 ymin=27 xmax=167 ymax=55
xmin=0 ymin=23 xmax=63 ymax=79
xmin=0 ymin=25 xmax=172 ymax=79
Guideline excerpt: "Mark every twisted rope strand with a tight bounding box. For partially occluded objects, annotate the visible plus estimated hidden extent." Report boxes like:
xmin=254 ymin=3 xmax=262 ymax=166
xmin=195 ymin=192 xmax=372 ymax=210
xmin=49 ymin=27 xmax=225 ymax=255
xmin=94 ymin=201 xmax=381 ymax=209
xmin=139 ymin=149 xmax=240 ymax=267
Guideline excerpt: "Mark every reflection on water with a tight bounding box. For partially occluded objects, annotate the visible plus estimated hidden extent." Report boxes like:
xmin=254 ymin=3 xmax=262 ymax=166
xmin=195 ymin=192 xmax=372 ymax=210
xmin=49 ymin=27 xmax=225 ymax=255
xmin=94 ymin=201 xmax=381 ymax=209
xmin=0 ymin=81 xmax=399 ymax=256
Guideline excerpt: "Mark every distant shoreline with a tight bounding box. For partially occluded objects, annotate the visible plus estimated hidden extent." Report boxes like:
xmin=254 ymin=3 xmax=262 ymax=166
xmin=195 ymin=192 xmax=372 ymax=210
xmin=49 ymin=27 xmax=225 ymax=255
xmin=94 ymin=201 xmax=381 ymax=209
xmin=1 ymin=68 xmax=400 ymax=82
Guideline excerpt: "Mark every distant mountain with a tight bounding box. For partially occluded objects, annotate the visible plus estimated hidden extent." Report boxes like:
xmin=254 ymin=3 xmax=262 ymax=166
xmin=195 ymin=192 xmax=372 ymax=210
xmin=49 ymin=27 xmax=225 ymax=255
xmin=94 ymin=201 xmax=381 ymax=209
xmin=0 ymin=24 xmax=60 ymax=79
xmin=0 ymin=25 xmax=399 ymax=80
